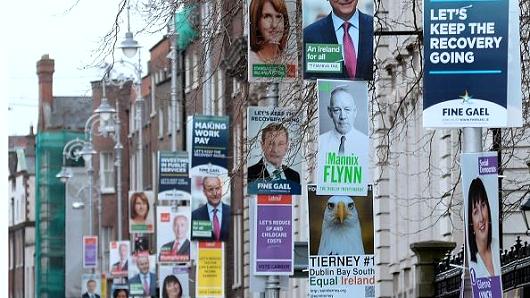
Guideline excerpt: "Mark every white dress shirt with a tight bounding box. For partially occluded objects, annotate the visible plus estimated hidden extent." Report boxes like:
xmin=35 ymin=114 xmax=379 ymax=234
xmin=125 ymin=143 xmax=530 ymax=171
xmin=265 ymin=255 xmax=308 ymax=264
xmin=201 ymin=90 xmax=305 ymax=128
xmin=207 ymin=203 xmax=223 ymax=228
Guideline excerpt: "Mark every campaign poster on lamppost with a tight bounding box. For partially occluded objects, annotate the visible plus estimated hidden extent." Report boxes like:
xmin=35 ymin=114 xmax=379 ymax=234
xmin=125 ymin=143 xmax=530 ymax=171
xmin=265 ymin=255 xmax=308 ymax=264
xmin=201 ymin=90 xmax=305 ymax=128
xmin=109 ymin=241 xmax=130 ymax=278
xmin=253 ymin=195 xmax=293 ymax=275
xmin=157 ymin=206 xmax=191 ymax=263
xmin=247 ymin=0 xmax=298 ymax=81
xmin=128 ymin=253 xmax=157 ymax=297
xmin=129 ymin=191 xmax=155 ymax=233
xmin=302 ymin=0 xmax=374 ymax=81
xmin=462 ymin=152 xmax=503 ymax=298
xmin=83 ymin=236 xmax=98 ymax=269
xmin=317 ymin=79 xmax=369 ymax=196
xmin=190 ymin=175 xmax=231 ymax=242
xmin=247 ymin=106 xmax=303 ymax=195
xmin=158 ymin=151 xmax=191 ymax=201
xmin=423 ymin=0 xmax=511 ymax=127
xmin=159 ymin=265 xmax=190 ymax=298
xmin=81 ymin=274 xmax=101 ymax=298
xmin=196 ymin=241 xmax=224 ymax=298
xmin=189 ymin=115 xmax=230 ymax=176
xmin=308 ymin=184 xmax=375 ymax=298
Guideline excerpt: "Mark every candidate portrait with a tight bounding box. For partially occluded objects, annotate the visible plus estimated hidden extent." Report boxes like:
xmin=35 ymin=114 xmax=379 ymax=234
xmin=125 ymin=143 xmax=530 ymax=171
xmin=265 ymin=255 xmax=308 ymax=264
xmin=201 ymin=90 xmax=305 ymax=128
xmin=247 ymin=122 xmax=300 ymax=184
xmin=128 ymin=254 xmax=156 ymax=297
xmin=110 ymin=242 xmax=129 ymax=276
xmin=303 ymin=0 xmax=373 ymax=80
xmin=159 ymin=214 xmax=191 ymax=261
xmin=191 ymin=176 xmax=231 ymax=241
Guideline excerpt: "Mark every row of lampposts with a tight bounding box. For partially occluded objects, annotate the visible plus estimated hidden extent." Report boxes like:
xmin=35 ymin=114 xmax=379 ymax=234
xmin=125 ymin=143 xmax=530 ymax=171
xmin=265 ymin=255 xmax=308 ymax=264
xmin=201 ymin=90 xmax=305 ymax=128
xmin=56 ymin=8 xmax=144 ymax=274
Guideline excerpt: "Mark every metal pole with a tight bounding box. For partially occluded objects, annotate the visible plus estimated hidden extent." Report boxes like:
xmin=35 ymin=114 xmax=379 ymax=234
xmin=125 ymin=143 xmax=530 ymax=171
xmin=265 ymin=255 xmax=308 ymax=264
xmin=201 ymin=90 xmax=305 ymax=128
xmin=136 ymin=51 xmax=144 ymax=190
xmin=87 ymin=155 xmax=94 ymax=237
xmin=202 ymin=1 xmax=212 ymax=115
xmin=115 ymin=101 xmax=123 ymax=240
xmin=462 ymin=127 xmax=482 ymax=298
xmin=262 ymin=82 xmax=280 ymax=298
xmin=170 ymin=16 xmax=178 ymax=152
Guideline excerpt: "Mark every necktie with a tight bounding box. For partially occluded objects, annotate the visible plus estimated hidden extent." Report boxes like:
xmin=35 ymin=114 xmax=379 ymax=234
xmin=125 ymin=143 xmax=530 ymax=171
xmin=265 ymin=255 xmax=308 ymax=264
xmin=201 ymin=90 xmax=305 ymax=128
xmin=339 ymin=136 xmax=346 ymax=155
xmin=143 ymin=274 xmax=149 ymax=295
xmin=272 ymin=169 xmax=282 ymax=180
xmin=213 ymin=209 xmax=221 ymax=241
xmin=342 ymin=22 xmax=357 ymax=78
xmin=172 ymin=241 xmax=180 ymax=254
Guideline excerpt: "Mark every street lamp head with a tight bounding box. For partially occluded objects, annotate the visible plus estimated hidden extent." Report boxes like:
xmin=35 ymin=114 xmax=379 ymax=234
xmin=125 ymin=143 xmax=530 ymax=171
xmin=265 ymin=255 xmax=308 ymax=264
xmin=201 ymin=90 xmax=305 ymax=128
xmin=521 ymin=197 xmax=530 ymax=234
xmin=56 ymin=166 xmax=72 ymax=183
xmin=95 ymin=98 xmax=116 ymax=121
xmin=120 ymin=32 xmax=140 ymax=58
xmin=79 ymin=142 xmax=97 ymax=163
xmin=72 ymin=201 xmax=85 ymax=209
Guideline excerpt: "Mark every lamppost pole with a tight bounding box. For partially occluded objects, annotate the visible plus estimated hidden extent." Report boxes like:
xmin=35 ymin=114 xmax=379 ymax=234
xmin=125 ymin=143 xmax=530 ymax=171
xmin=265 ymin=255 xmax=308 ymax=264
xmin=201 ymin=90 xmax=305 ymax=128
xmin=114 ymin=100 xmax=124 ymax=240
xmin=170 ymin=14 xmax=179 ymax=151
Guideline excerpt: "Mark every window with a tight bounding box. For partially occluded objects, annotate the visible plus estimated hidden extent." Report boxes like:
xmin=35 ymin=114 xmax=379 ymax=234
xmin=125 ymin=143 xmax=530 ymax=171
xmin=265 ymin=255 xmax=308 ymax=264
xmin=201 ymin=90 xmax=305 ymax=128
xmin=185 ymin=52 xmax=192 ymax=92
xmin=167 ymin=103 xmax=172 ymax=136
xmin=150 ymin=76 xmax=156 ymax=117
xmin=100 ymin=152 xmax=115 ymax=193
xmin=158 ymin=106 xmax=164 ymax=138
xmin=211 ymin=69 xmax=224 ymax=116
xmin=192 ymin=52 xmax=199 ymax=88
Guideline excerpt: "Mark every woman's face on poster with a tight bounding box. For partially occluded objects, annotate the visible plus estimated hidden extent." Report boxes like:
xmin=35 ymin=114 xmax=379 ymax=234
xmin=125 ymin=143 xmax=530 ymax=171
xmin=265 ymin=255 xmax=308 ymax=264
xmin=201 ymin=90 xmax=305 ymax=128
xmin=165 ymin=279 xmax=182 ymax=297
xmin=471 ymin=197 xmax=490 ymax=247
xmin=259 ymin=1 xmax=284 ymax=45
xmin=134 ymin=197 xmax=148 ymax=218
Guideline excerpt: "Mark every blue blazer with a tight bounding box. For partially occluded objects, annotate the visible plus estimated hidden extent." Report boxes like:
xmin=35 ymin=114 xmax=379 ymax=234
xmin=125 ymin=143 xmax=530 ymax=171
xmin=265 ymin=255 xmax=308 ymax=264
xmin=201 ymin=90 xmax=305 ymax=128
xmin=303 ymin=11 xmax=373 ymax=81
xmin=191 ymin=203 xmax=231 ymax=241
xmin=129 ymin=272 xmax=156 ymax=296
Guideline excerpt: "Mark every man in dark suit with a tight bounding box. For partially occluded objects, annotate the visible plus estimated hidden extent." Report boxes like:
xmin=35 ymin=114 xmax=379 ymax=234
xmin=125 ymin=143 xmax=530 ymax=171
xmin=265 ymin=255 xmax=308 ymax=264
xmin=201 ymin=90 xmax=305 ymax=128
xmin=248 ymin=123 xmax=300 ymax=183
xmin=81 ymin=279 xmax=100 ymax=298
xmin=111 ymin=242 xmax=128 ymax=275
xmin=303 ymin=0 xmax=373 ymax=80
xmin=159 ymin=214 xmax=190 ymax=261
xmin=129 ymin=255 xmax=156 ymax=297
xmin=192 ymin=176 xmax=231 ymax=241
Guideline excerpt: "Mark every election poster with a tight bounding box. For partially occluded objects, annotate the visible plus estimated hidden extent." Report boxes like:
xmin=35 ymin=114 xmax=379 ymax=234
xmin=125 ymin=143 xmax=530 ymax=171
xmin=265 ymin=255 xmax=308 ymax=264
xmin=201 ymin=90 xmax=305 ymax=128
xmin=253 ymin=195 xmax=293 ymax=275
xmin=189 ymin=115 xmax=230 ymax=176
xmin=462 ymin=152 xmax=503 ymax=298
xmin=109 ymin=241 xmax=130 ymax=278
xmin=196 ymin=241 xmax=224 ymax=298
xmin=157 ymin=205 xmax=191 ymax=263
xmin=129 ymin=191 xmax=155 ymax=233
xmin=247 ymin=106 xmax=303 ymax=195
xmin=83 ymin=236 xmax=97 ymax=269
xmin=302 ymin=0 xmax=373 ymax=81
xmin=159 ymin=265 xmax=190 ymax=298
xmin=190 ymin=175 xmax=231 ymax=242
xmin=317 ymin=79 xmax=369 ymax=196
xmin=81 ymin=274 xmax=101 ymax=298
xmin=423 ymin=0 xmax=517 ymax=127
xmin=247 ymin=0 xmax=298 ymax=82
xmin=128 ymin=253 xmax=157 ymax=296
xmin=308 ymin=184 xmax=375 ymax=298
xmin=158 ymin=151 xmax=191 ymax=201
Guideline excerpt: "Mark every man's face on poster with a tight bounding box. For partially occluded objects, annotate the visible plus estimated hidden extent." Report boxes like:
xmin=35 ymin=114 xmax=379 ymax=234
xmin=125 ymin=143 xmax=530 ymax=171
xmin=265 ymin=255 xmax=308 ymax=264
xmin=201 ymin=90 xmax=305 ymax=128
xmin=328 ymin=90 xmax=357 ymax=135
xmin=119 ymin=244 xmax=128 ymax=261
xmin=173 ymin=215 xmax=188 ymax=240
xmin=136 ymin=255 xmax=150 ymax=274
xmin=329 ymin=0 xmax=358 ymax=21
xmin=203 ymin=177 xmax=223 ymax=207
xmin=87 ymin=280 xmax=97 ymax=293
xmin=262 ymin=129 xmax=289 ymax=168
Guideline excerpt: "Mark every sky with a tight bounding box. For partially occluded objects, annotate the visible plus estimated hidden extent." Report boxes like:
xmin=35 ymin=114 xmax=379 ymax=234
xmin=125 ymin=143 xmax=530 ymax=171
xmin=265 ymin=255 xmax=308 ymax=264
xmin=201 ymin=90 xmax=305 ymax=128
xmin=6 ymin=0 xmax=164 ymax=136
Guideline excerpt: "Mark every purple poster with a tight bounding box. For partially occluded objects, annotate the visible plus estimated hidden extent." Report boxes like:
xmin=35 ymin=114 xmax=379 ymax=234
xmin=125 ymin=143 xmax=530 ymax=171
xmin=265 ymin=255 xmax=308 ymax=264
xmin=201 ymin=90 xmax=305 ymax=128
xmin=254 ymin=195 xmax=293 ymax=275
xmin=83 ymin=236 xmax=97 ymax=269
xmin=462 ymin=152 xmax=503 ymax=298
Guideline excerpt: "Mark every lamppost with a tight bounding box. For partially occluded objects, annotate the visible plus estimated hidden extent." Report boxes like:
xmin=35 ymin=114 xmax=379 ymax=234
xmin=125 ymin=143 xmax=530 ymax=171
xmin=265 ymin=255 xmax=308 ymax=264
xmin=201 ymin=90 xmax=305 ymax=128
xmin=119 ymin=4 xmax=144 ymax=191
xmin=521 ymin=160 xmax=530 ymax=235
xmin=57 ymin=138 xmax=96 ymax=236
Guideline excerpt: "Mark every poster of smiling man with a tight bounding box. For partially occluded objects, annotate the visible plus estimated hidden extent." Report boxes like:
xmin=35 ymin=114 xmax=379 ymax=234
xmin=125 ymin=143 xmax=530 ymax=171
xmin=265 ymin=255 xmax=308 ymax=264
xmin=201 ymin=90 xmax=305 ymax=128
xmin=247 ymin=106 xmax=303 ymax=195
xmin=157 ymin=206 xmax=191 ymax=263
xmin=317 ymin=79 xmax=369 ymax=196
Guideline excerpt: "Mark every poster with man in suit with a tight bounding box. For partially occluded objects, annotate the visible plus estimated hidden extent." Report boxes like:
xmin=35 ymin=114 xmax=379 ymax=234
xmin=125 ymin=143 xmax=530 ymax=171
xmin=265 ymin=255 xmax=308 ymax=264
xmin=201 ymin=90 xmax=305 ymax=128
xmin=191 ymin=175 xmax=231 ymax=242
xmin=303 ymin=0 xmax=373 ymax=81
xmin=158 ymin=206 xmax=191 ymax=262
xmin=247 ymin=106 xmax=303 ymax=195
